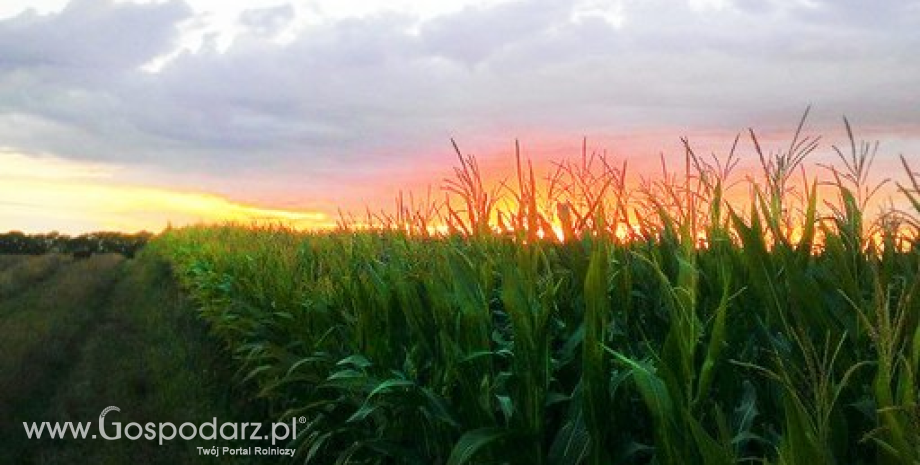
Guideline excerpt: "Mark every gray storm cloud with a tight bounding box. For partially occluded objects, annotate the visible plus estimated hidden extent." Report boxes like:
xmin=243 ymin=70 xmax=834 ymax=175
xmin=0 ymin=0 xmax=917 ymax=178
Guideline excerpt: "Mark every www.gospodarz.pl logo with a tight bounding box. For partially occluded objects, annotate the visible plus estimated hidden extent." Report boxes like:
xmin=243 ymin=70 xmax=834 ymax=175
xmin=23 ymin=405 xmax=304 ymax=456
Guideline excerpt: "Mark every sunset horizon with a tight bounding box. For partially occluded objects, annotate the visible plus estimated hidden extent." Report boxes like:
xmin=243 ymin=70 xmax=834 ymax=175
xmin=2 ymin=0 xmax=917 ymax=234
xmin=2 ymin=121 xmax=915 ymax=235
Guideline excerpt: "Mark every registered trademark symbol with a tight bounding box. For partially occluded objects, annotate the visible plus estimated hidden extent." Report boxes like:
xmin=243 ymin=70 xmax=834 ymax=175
xmin=298 ymin=416 xmax=307 ymax=424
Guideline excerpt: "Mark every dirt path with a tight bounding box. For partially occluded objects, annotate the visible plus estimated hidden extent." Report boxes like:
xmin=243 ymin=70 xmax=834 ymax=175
xmin=0 ymin=254 xmax=125 ymax=421
xmin=0 ymin=254 xmax=266 ymax=465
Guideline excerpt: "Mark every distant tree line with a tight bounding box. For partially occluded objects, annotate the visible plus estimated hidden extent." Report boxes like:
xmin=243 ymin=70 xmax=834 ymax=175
xmin=0 ymin=231 xmax=152 ymax=258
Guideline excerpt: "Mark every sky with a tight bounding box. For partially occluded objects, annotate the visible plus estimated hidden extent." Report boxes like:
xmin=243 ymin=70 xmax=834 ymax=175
xmin=1 ymin=0 xmax=919 ymax=233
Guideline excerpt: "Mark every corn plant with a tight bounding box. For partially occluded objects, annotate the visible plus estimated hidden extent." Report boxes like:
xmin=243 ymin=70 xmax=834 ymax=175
xmin=151 ymin=115 xmax=920 ymax=464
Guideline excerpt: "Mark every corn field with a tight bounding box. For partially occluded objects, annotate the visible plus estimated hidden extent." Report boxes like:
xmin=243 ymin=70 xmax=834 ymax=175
xmin=153 ymin=119 xmax=920 ymax=464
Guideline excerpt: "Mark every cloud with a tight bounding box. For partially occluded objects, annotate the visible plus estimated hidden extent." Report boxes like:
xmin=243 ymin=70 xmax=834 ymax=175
xmin=418 ymin=0 xmax=571 ymax=66
xmin=238 ymin=4 xmax=295 ymax=37
xmin=0 ymin=0 xmax=917 ymax=196
xmin=0 ymin=0 xmax=191 ymax=70
xmin=0 ymin=148 xmax=117 ymax=180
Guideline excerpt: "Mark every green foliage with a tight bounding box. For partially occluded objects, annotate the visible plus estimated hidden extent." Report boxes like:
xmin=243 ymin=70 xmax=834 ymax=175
xmin=0 ymin=230 xmax=152 ymax=257
xmin=154 ymin=117 xmax=920 ymax=464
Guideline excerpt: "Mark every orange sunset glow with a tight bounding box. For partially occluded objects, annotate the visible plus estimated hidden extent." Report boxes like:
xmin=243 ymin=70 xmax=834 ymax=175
xmin=1 ymin=1 xmax=918 ymax=235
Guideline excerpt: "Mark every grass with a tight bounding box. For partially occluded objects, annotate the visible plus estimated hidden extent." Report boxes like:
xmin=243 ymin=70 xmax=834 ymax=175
xmin=0 ymin=254 xmax=68 ymax=300
xmin=152 ymin=117 xmax=920 ymax=464
xmin=0 ymin=253 xmax=268 ymax=465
